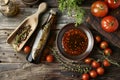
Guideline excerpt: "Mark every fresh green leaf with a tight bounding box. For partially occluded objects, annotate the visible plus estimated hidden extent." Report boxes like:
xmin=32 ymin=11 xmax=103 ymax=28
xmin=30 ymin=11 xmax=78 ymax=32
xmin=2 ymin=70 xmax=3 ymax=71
xmin=58 ymin=0 xmax=85 ymax=26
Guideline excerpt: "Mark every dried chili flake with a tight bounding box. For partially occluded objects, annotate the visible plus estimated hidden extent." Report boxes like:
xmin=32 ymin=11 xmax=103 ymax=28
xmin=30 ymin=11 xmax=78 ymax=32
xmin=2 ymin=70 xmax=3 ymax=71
xmin=62 ymin=29 xmax=88 ymax=56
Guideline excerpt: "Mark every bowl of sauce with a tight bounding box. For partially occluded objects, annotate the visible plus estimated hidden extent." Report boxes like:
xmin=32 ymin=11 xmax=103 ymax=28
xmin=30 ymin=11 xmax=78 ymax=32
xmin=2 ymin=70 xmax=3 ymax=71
xmin=57 ymin=23 xmax=94 ymax=62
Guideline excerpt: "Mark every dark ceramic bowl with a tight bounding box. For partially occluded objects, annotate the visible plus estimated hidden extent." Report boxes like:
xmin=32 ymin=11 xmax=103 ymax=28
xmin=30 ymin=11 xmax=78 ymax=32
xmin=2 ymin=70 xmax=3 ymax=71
xmin=57 ymin=23 xmax=94 ymax=62
xmin=22 ymin=0 xmax=40 ymax=5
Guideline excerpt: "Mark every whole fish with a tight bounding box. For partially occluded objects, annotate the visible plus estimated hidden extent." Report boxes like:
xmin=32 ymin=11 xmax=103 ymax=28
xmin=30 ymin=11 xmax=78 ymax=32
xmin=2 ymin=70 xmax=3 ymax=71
xmin=26 ymin=10 xmax=56 ymax=64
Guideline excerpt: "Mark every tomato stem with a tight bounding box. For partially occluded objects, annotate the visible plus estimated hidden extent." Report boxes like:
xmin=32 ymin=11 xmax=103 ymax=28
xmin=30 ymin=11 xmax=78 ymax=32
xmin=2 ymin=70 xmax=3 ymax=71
xmin=114 ymin=0 xmax=117 ymax=4
xmin=98 ymin=50 xmax=120 ymax=67
xmin=99 ymin=5 xmax=104 ymax=10
xmin=109 ymin=22 xmax=114 ymax=26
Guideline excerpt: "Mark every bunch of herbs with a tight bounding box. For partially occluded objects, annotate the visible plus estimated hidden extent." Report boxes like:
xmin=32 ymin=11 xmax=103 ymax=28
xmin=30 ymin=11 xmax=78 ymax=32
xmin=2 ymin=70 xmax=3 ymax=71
xmin=58 ymin=0 xmax=85 ymax=25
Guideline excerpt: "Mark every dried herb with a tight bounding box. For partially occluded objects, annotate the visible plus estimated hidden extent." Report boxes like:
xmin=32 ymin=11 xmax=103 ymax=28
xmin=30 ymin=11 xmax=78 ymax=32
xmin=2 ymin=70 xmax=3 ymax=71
xmin=58 ymin=0 xmax=85 ymax=25
xmin=14 ymin=25 xmax=32 ymax=47
xmin=49 ymin=47 xmax=91 ymax=74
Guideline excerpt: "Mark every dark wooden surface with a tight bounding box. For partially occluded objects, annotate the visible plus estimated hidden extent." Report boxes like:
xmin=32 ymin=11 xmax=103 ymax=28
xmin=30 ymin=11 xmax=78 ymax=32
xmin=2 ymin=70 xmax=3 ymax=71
xmin=0 ymin=0 xmax=120 ymax=80
xmin=86 ymin=7 xmax=120 ymax=49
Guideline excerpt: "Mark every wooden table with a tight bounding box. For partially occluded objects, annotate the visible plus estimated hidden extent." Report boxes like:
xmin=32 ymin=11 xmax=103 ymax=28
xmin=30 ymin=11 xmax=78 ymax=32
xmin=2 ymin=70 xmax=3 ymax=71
xmin=0 ymin=0 xmax=120 ymax=80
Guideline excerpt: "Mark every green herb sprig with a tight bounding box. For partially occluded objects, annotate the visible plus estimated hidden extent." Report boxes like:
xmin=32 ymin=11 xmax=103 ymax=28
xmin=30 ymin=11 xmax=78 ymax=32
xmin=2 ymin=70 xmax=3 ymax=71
xmin=58 ymin=0 xmax=85 ymax=26
xmin=49 ymin=47 xmax=91 ymax=74
xmin=14 ymin=25 xmax=31 ymax=47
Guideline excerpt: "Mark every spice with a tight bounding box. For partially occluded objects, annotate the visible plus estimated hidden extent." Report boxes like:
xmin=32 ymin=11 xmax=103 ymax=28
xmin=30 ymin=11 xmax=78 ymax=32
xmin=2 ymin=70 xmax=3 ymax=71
xmin=62 ymin=29 xmax=88 ymax=56
xmin=14 ymin=25 xmax=31 ymax=47
xmin=0 ymin=0 xmax=19 ymax=17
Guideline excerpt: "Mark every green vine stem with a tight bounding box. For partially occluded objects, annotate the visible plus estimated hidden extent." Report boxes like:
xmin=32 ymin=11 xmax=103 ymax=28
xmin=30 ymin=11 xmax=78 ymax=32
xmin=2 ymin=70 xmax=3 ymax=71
xmin=49 ymin=47 xmax=91 ymax=74
xmin=98 ymin=50 xmax=120 ymax=67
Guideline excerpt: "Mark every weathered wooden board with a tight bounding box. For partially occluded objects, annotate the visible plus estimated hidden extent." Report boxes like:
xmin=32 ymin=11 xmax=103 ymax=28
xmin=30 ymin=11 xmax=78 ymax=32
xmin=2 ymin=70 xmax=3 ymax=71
xmin=0 ymin=0 xmax=120 ymax=80
xmin=86 ymin=7 xmax=120 ymax=49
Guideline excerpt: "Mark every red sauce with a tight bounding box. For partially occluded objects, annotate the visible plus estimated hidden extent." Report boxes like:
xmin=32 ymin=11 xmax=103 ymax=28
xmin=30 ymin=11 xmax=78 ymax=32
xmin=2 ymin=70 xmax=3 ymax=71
xmin=62 ymin=29 xmax=88 ymax=56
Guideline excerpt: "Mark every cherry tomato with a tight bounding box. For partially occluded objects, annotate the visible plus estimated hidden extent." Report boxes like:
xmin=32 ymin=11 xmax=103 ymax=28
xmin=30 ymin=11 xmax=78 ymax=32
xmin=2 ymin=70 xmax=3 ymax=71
xmin=46 ymin=55 xmax=54 ymax=63
xmin=91 ymin=1 xmax=108 ymax=17
xmin=100 ymin=41 xmax=108 ymax=49
xmin=95 ymin=35 xmax=101 ymax=43
xmin=97 ymin=67 xmax=105 ymax=75
xmin=105 ymin=0 xmax=120 ymax=9
xmin=92 ymin=61 xmax=100 ymax=68
xmin=82 ymin=73 xmax=90 ymax=80
xmin=101 ymin=16 xmax=119 ymax=33
xmin=89 ymin=70 xmax=98 ymax=78
xmin=24 ymin=46 xmax=31 ymax=54
xmin=104 ymin=48 xmax=112 ymax=55
xmin=84 ymin=57 xmax=92 ymax=64
xmin=103 ymin=59 xmax=111 ymax=67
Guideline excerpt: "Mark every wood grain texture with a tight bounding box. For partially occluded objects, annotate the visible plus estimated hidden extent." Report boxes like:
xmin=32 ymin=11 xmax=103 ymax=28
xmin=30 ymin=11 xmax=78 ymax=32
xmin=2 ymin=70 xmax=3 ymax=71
xmin=0 ymin=0 xmax=120 ymax=80
xmin=86 ymin=8 xmax=120 ymax=48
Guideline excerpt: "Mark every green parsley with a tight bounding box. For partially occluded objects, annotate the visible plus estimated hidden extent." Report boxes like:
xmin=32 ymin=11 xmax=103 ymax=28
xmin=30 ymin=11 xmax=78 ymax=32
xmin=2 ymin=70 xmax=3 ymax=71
xmin=58 ymin=0 xmax=85 ymax=25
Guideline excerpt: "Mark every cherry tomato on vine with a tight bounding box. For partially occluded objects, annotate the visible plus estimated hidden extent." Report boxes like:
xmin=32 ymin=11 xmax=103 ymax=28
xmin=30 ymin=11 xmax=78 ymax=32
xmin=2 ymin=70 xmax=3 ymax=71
xmin=100 ymin=41 xmax=108 ymax=49
xmin=97 ymin=67 xmax=105 ymax=75
xmin=92 ymin=61 xmax=100 ymax=68
xmin=104 ymin=48 xmax=112 ymax=55
xmin=89 ymin=70 xmax=98 ymax=78
xmin=95 ymin=35 xmax=101 ymax=43
xmin=46 ymin=55 xmax=54 ymax=63
xmin=84 ymin=57 xmax=92 ymax=64
xmin=24 ymin=46 xmax=31 ymax=54
xmin=103 ymin=59 xmax=111 ymax=67
xmin=91 ymin=1 xmax=108 ymax=17
xmin=105 ymin=0 xmax=120 ymax=9
xmin=82 ymin=73 xmax=90 ymax=80
xmin=101 ymin=16 xmax=119 ymax=33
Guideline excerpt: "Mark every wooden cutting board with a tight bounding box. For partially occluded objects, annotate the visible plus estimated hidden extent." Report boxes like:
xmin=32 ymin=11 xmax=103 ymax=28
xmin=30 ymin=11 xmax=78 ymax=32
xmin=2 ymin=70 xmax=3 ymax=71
xmin=86 ymin=7 xmax=120 ymax=48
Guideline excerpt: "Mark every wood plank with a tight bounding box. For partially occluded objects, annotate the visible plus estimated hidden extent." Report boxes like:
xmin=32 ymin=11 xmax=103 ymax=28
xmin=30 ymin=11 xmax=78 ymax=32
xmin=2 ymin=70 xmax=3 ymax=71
xmin=0 ymin=63 xmax=63 ymax=80
xmin=86 ymin=7 xmax=120 ymax=48
xmin=0 ymin=63 xmax=23 ymax=72
xmin=0 ymin=29 xmax=27 ymax=63
xmin=15 ymin=0 xmax=58 ymax=8
xmin=0 ymin=28 xmax=59 ymax=63
xmin=0 ymin=9 xmax=74 ymax=30
xmin=0 ymin=62 xmax=120 ymax=80
xmin=0 ymin=0 xmax=120 ymax=80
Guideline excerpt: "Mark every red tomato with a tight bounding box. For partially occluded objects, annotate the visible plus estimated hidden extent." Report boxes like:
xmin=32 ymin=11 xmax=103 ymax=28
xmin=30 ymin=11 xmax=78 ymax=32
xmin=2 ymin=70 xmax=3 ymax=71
xmin=101 ymin=16 xmax=119 ymax=33
xmin=100 ymin=41 xmax=108 ymax=49
xmin=104 ymin=48 xmax=112 ymax=55
xmin=92 ymin=61 xmax=100 ymax=68
xmin=95 ymin=35 xmax=101 ymax=43
xmin=24 ymin=46 xmax=31 ymax=54
xmin=91 ymin=1 xmax=108 ymax=17
xmin=97 ymin=67 xmax=105 ymax=75
xmin=89 ymin=70 xmax=98 ymax=78
xmin=105 ymin=0 xmax=120 ymax=9
xmin=46 ymin=55 xmax=54 ymax=63
xmin=84 ymin=57 xmax=92 ymax=64
xmin=103 ymin=59 xmax=111 ymax=67
xmin=82 ymin=73 xmax=90 ymax=80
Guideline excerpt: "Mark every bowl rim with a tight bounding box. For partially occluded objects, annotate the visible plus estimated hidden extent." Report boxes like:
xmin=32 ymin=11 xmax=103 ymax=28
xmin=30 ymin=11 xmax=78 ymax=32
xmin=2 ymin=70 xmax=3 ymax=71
xmin=56 ymin=23 xmax=94 ymax=62
xmin=22 ymin=0 xmax=39 ymax=5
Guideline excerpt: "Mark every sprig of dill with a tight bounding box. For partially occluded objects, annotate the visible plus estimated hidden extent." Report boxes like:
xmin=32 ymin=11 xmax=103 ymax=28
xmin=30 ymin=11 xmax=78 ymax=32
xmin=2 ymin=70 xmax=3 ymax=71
xmin=58 ymin=0 xmax=85 ymax=25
